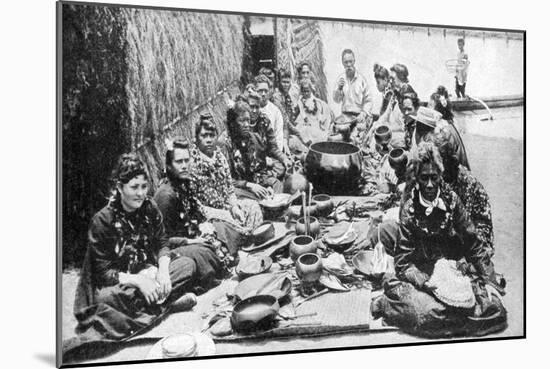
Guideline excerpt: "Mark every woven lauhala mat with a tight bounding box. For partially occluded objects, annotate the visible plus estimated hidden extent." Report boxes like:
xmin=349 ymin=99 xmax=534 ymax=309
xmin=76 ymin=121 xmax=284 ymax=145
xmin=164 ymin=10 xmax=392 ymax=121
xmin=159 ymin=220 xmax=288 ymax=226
xmin=212 ymin=287 xmax=391 ymax=342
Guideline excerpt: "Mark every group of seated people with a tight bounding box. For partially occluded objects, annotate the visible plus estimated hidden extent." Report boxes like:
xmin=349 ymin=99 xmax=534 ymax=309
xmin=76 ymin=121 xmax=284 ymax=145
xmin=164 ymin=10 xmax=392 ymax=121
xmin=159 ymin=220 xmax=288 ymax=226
xmin=68 ymin=48 xmax=507 ymax=351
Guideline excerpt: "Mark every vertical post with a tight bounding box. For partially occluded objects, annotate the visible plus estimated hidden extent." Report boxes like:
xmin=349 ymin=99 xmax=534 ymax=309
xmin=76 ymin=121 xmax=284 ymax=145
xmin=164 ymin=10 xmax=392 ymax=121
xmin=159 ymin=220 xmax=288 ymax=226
xmin=273 ymin=17 xmax=278 ymax=71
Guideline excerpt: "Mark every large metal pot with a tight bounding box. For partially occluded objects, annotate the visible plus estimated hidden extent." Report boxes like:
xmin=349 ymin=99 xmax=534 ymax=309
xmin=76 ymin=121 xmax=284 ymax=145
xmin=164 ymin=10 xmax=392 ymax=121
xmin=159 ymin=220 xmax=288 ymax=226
xmin=304 ymin=141 xmax=362 ymax=195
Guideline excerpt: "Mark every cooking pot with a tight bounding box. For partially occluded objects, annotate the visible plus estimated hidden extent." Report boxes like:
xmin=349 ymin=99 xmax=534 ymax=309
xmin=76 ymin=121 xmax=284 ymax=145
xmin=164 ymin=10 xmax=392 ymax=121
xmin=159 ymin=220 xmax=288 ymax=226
xmin=231 ymin=295 xmax=280 ymax=333
xmin=296 ymin=253 xmax=323 ymax=283
xmin=289 ymin=235 xmax=317 ymax=261
xmin=304 ymin=141 xmax=362 ymax=195
xmin=312 ymin=194 xmax=334 ymax=217
xmin=295 ymin=217 xmax=321 ymax=239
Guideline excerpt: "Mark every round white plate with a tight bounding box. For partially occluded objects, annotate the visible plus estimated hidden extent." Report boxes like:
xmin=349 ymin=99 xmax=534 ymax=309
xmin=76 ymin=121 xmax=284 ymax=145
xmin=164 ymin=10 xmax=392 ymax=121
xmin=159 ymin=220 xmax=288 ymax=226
xmin=146 ymin=332 xmax=216 ymax=359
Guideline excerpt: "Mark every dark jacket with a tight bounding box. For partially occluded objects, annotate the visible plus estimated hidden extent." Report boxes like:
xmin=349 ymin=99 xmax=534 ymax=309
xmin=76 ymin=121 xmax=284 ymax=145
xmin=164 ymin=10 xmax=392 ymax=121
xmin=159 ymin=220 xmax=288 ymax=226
xmin=396 ymin=187 xmax=493 ymax=288
xmin=73 ymin=197 xmax=168 ymax=318
xmin=153 ymin=178 xmax=205 ymax=240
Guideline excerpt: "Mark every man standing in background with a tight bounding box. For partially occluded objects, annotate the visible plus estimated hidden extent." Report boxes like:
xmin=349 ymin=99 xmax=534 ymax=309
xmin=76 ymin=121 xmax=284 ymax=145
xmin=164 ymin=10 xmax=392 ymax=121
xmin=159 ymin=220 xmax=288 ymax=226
xmin=455 ymin=38 xmax=469 ymax=98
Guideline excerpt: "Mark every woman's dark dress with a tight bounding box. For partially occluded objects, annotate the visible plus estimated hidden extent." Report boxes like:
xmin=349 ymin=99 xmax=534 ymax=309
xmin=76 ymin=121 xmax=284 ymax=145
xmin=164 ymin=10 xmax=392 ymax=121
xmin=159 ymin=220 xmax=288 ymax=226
xmin=371 ymin=187 xmax=506 ymax=337
xmin=64 ymin=197 xmax=199 ymax=354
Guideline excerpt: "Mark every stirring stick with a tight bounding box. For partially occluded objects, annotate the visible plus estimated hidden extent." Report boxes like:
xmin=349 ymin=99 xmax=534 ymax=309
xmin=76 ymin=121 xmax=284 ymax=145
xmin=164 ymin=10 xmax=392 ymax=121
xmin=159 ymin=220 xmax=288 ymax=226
xmin=301 ymin=191 xmax=308 ymax=236
xmin=308 ymin=183 xmax=313 ymax=237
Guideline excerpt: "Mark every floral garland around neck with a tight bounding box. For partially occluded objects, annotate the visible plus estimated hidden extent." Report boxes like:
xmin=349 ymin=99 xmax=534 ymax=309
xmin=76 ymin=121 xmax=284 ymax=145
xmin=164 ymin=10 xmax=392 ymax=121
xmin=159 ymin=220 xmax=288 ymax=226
xmin=167 ymin=177 xmax=237 ymax=275
xmin=284 ymin=93 xmax=299 ymax=122
xmin=109 ymin=196 xmax=158 ymax=274
xmin=232 ymin=136 xmax=265 ymax=183
xmin=171 ymin=177 xmax=207 ymax=238
xmin=404 ymin=188 xmax=457 ymax=236
xmin=301 ymin=96 xmax=318 ymax=116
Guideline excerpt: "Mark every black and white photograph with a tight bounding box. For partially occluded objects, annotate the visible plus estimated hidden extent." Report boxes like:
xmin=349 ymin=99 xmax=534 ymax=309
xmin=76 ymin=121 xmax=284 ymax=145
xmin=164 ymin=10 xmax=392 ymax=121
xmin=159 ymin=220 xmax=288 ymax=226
xmin=56 ymin=0 xmax=525 ymax=366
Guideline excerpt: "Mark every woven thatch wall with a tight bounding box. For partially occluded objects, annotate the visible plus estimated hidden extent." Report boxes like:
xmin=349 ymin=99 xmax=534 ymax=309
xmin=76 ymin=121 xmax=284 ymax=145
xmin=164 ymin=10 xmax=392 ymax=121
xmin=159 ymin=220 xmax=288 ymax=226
xmin=123 ymin=8 xmax=246 ymax=187
xmin=276 ymin=18 xmax=328 ymax=101
xmin=62 ymin=4 xmax=131 ymax=266
xmin=62 ymin=4 xmax=247 ymax=267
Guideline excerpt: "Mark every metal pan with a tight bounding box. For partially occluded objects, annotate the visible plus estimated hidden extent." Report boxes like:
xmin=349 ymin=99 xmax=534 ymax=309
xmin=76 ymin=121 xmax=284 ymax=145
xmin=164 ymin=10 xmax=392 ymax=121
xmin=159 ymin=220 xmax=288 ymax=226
xmin=230 ymin=295 xmax=280 ymax=333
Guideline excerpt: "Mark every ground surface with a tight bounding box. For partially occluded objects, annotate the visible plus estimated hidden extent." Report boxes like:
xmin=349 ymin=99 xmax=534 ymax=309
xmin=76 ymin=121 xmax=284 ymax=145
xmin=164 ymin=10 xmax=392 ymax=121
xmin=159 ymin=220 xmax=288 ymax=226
xmin=61 ymin=107 xmax=524 ymax=364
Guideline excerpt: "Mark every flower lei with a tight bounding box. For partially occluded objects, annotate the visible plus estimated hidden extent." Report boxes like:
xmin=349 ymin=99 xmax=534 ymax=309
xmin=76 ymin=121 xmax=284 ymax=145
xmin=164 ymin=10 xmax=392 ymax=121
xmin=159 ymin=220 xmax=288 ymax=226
xmin=232 ymin=132 xmax=265 ymax=183
xmin=169 ymin=178 xmax=237 ymax=275
xmin=109 ymin=196 xmax=158 ymax=274
xmin=406 ymin=188 xmax=455 ymax=236
xmin=301 ymin=96 xmax=318 ymax=116
xmin=170 ymin=178 xmax=206 ymax=238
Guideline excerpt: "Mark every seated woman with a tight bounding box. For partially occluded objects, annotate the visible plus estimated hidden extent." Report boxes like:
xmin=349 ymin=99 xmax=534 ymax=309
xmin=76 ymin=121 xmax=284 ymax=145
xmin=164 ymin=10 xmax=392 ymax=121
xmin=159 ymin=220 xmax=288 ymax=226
xmin=371 ymin=142 xmax=507 ymax=337
xmin=296 ymin=61 xmax=317 ymax=97
xmin=431 ymin=130 xmax=503 ymax=292
xmin=218 ymin=98 xmax=290 ymax=200
xmin=372 ymin=63 xmax=393 ymax=120
xmin=431 ymin=85 xmax=454 ymax=122
xmin=67 ymin=154 xmax=205 ymax=351
xmin=288 ymin=78 xmax=333 ymax=158
xmin=377 ymin=86 xmax=418 ymax=149
xmin=190 ymin=114 xmax=263 ymax=230
xmin=428 ymin=88 xmax=470 ymax=170
xmin=153 ymin=138 xmax=236 ymax=276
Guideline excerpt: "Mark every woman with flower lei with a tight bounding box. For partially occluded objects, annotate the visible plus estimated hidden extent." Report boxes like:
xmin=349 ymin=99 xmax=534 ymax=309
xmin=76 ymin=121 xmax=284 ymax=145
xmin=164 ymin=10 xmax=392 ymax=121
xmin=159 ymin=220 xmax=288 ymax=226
xmin=190 ymin=114 xmax=263 ymax=231
xmin=288 ymin=78 xmax=332 ymax=157
xmin=218 ymin=98 xmax=288 ymax=200
xmin=153 ymin=138 xmax=237 ymax=280
xmin=67 ymin=154 xmax=201 ymax=352
xmin=371 ymin=142 xmax=506 ymax=337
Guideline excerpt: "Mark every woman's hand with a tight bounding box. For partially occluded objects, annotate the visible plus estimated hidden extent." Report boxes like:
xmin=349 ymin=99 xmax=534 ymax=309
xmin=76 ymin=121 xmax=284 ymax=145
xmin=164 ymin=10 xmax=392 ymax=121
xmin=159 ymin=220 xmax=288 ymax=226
xmin=247 ymin=183 xmax=270 ymax=199
xmin=135 ymin=275 xmax=161 ymax=305
xmin=156 ymin=269 xmax=172 ymax=302
xmin=231 ymin=204 xmax=245 ymax=224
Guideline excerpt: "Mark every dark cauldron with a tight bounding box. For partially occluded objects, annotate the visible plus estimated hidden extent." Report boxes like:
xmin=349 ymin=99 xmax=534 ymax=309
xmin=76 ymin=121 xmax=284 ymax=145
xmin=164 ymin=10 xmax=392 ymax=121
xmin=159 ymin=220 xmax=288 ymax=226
xmin=304 ymin=141 xmax=362 ymax=195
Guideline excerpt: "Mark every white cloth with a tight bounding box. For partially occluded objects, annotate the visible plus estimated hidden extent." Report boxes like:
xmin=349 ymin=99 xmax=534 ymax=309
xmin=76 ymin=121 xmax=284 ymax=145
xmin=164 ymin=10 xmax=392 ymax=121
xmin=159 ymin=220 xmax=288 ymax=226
xmin=456 ymin=50 xmax=470 ymax=85
xmin=294 ymin=96 xmax=331 ymax=144
xmin=418 ymin=188 xmax=447 ymax=216
xmin=260 ymin=101 xmax=285 ymax=152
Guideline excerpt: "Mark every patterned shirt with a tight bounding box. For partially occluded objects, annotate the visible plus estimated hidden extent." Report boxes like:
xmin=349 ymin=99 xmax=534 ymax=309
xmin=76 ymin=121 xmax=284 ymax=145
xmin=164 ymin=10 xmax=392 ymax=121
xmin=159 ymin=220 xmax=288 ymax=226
xmin=444 ymin=165 xmax=494 ymax=253
xmin=190 ymin=146 xmax=236 ymax=210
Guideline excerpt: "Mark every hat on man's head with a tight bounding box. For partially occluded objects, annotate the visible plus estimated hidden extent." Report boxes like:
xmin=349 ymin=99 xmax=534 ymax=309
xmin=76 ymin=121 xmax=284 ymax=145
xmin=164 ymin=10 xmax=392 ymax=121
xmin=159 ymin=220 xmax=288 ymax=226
xmin=410 ymin=107 xmax=442 ymax=129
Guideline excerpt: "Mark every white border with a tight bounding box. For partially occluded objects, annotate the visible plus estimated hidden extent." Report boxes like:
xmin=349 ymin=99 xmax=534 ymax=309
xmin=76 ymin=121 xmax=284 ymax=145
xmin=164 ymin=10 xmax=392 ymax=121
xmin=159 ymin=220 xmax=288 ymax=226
xmin=2 ymin=0 xmax=543 ymax=368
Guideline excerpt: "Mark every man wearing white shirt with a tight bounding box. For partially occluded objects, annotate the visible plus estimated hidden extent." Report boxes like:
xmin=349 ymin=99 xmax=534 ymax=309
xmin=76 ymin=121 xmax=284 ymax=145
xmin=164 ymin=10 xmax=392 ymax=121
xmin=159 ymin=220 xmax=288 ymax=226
xmin=332 ymin=49 xmax=373 ymax=130
xmin=255 ymin=74 xmax=286 ymax=153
